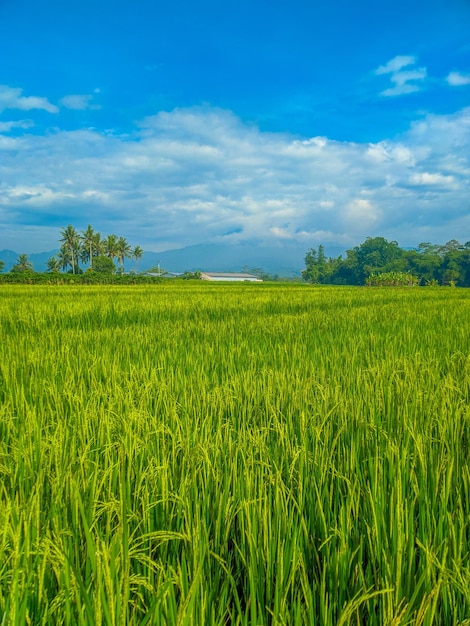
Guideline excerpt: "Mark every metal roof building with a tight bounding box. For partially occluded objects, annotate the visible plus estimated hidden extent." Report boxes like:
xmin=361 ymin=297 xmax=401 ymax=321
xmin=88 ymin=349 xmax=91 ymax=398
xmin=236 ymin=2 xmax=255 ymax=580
xmin=200 ymin=272 xmax=262 ymax=282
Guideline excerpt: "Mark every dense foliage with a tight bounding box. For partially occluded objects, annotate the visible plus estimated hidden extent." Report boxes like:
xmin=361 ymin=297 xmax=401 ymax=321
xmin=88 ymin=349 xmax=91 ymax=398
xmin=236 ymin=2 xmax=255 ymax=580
xmin=303 ymin=237 xmax=470 ymax=286
xmin=366 ymin=272 xmax=419 ymax=287
xmin=0 ymin=272 xmax=162 ymax=285
xmin=1 ymin=283 xmax=469 ymax=624
xmin=1 ymin=224 xmax=144 ymax=276
xmin=51 ymin=224 xmax=143 ymax=274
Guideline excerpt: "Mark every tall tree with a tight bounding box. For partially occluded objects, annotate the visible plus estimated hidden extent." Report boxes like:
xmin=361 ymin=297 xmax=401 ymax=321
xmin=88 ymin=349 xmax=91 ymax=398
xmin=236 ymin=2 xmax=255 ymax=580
xmin=302 ymin=248 xmax=319 ymax=283
xmin=116 ymin=236 xmax=131 ymax=273
xmin=57 ymin=244 xmax=72 ymax=272
xmin=0 ymin=259 xmax=4 ymax=273
xmin=93 ymin=255 xmax=116 ymax=274
xmin=103 ymin=234 xmax=119 ymax=266
xmin=438 ymin=244 xmax=469 ymax=286
xmin=60 ymin=225 xmax=79 ymax=274
xmin=439 ymin=239 xmax=462 ymax=255
xmin=354 ymin=237 xmax=404 ymax=280
xmin=11 ymin=253 xmax=33 ymax=272
xmin=132 ymin=245 xmax=143 ymax=274
xmin=302 ymin=246 xmax=339 ymax=284
xmin=46 ymin=256 xmax=61 ymax=273
xmin=80 ymin=224 xmax=97 ymax=269
xmin=92 ymin=232 xmax=104 ymax=257
xmin=404 ymin=247 xmax=440 ymax=284
xmin=304 ymin=236 xmax=470 ymax=286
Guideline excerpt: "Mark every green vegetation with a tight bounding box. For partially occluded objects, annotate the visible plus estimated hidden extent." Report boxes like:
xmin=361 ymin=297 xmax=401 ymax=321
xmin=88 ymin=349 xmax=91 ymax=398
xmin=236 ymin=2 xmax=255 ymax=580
xmin=303 ymin=237 xmax=470 ymax=286
xmin=10 ymin=253 xmax=34 ymax=273
xmin=4 ymin=231 xmax=469 ymax=284
xmin=53 ymin=225 xmax=142 ymax=275
xmin=92 ymin=255 xmax=118 ymax=274
xmin=366 ymin=271 xmax=419 ymax=287
xmin=2 ymin=225 xmax=144 ymax=278
xmin=0 ymin=283 xmax=469 ymax=624
xmin=181 ymin=270 xmax=202 ymax=280
xmin=0 ymin=272 xmax=162 ymax=285
xmin=132 ymin=246 xmax=144 ymax=274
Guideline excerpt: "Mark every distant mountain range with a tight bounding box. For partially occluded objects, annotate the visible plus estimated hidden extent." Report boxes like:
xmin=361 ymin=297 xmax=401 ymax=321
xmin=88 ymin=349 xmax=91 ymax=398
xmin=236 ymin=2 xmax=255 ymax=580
xmin=0 ymin=242 xmax=346 ymax=277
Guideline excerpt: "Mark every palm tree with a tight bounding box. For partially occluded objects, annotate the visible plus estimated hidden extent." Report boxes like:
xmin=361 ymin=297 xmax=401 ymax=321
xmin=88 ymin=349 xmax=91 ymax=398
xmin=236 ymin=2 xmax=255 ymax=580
xmin=132 ymin=246 xmax=143 ymax=273
xmin=103 ymin=234 xmax=119 ymax=267
xmin=60 ymin=225 xmax=79 ymax=274
xmin=116 ymin=236 xmax=131 ymax=274
xmin=80 ymin=224 xmax=96 ymax=269
xmin=92 ymin=232 xmax=104 ymax=258
xmin=57 ymin=244 xmax=72 ymax=272
xmin=12 ymin=253 xmax=34 ymax=272
xmin=46 ymin=256 xmax=61 ymax=273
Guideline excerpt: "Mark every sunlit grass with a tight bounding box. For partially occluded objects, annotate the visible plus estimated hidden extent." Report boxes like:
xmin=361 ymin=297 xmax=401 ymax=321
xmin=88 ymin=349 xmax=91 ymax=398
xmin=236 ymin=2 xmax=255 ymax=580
xmin=0 ymin=283 xmax=469 ymax=624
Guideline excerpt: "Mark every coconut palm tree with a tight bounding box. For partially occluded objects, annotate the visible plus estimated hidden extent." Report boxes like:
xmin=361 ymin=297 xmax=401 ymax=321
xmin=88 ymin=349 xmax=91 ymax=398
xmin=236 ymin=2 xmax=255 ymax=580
xmin=60 ymin=225 xmax=79 ymax=274
xmin=92 ymin=232 xmax=104 ymax=258
xmin=80 ymin=224 xmax=97 ymax=269
xmin=11 ymin=253 xmax=33 ymax=273
xmin=57 ymin=244 xmax=72 ymax=272
xmin=116 ymin=236 xmax=132 ymax=274
xmin=132 ymin=245 xmax=143 ymax=273
xmin=103 ymin=234 xmax=119 ymax=267
xmin=46 ymin=256 xmax=61 ymax=273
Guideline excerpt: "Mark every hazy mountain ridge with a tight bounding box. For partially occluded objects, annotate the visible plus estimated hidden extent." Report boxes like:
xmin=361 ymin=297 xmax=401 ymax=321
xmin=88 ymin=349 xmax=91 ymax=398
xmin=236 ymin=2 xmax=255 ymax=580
xmin=0 ymin=243 xmax=346 ymax=276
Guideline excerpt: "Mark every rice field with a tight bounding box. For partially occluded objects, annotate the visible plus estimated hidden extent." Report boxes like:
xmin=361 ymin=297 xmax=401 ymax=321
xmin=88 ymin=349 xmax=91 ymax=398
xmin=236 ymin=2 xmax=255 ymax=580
xmin=0 ymin=283 xmax=469 ymax=625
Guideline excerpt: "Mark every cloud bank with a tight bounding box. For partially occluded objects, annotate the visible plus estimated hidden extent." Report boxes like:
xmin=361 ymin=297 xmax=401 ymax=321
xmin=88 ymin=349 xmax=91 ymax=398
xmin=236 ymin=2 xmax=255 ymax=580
xmin=0 ymin=105 xmax=469 ymax=252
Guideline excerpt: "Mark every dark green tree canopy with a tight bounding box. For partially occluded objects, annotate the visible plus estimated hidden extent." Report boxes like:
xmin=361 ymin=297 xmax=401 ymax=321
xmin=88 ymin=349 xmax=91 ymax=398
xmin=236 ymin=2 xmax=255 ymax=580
xmin=92 ymin=255 xmax=117 ymax=274
xmin=303 ymin=237 xmax=470 ymax=286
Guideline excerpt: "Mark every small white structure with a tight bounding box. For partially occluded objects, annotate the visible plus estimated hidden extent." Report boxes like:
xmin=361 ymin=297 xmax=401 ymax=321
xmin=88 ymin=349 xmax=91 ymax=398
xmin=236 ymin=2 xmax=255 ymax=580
xmin=200 ymin=272 xmax=262 ymax=282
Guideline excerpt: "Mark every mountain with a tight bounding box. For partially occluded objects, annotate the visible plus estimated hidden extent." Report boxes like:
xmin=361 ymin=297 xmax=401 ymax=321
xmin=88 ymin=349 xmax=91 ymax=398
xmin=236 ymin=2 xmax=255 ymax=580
xmin=0 ymin=243 xmax=346 ymax=276
xmin=134 ymin=243 xmax=346 ymax=275
xmin=0 ymin=249 xmax=59 ymax=273
xmin=142 ymin=244 xmax=302 ymax=275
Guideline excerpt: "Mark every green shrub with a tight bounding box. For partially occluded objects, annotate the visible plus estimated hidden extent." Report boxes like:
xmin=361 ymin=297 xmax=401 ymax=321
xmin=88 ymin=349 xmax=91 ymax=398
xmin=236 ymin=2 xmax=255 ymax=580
xmin=366 ymin=271 xmax=419 ymax=286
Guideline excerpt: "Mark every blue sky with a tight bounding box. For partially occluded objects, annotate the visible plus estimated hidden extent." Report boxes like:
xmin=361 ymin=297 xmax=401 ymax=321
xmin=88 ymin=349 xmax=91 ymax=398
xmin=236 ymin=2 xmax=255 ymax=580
xmin=0 ymin=0 xmax=469 ymax=253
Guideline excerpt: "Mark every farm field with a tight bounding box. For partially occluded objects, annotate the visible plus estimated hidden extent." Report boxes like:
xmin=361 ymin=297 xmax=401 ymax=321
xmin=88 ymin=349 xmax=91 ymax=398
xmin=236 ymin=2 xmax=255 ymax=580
xmin=0 ymin=283 xmax=469 ymax=625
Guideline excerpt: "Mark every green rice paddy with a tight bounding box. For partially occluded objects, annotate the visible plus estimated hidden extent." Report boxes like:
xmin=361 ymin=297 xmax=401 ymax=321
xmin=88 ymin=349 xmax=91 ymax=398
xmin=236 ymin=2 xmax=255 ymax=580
xmin=0 ymin=283 xmax=469 ymax=625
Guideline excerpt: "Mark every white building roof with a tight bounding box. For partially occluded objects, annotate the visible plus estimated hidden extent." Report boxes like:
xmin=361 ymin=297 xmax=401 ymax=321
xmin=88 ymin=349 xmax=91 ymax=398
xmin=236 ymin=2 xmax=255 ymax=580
xmin=200 ymin=272 xmax=262 ymax=282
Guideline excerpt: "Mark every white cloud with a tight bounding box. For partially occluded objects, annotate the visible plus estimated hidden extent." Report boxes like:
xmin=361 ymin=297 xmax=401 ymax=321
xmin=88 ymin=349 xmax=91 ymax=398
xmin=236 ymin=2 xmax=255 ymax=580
xmin=367 ymin=141 xmax=415 ymax=165
xmin=376 ymin=55 xmax=417 ymax=75
xmin=375 ymin=56 xmax=427 ymax=97
xmin=0 ymin=120 xmax=33 ymax=132
xmin=60 ymin=94 xmax=98 ymax=110
xmin=446 ymin=71 xmax=470 ymax=86
xmin=381 ymin=71 xmax=427 ymax=97
xmin=0 ymin=106 xmax=469 ymax=251
xmin=0 ymin=85 xmax=58 ymax=113
xmin=409 ymin=172 xmax=456 ymax=187
xmin=4 ymin=184 xmax=75 ymax=205
xmin=345 ymin=198 xmax=381 ymax=226
xmin=270 ymin=226 xmax=293 ymax=239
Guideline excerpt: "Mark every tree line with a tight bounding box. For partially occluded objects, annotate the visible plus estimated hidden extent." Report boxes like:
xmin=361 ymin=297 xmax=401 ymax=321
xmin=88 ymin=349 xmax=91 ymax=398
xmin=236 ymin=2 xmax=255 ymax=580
xmin=2 ymin=225 xmax=144 ymax=275
xmin=302 ymin=237 xmax=470 ymax=286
